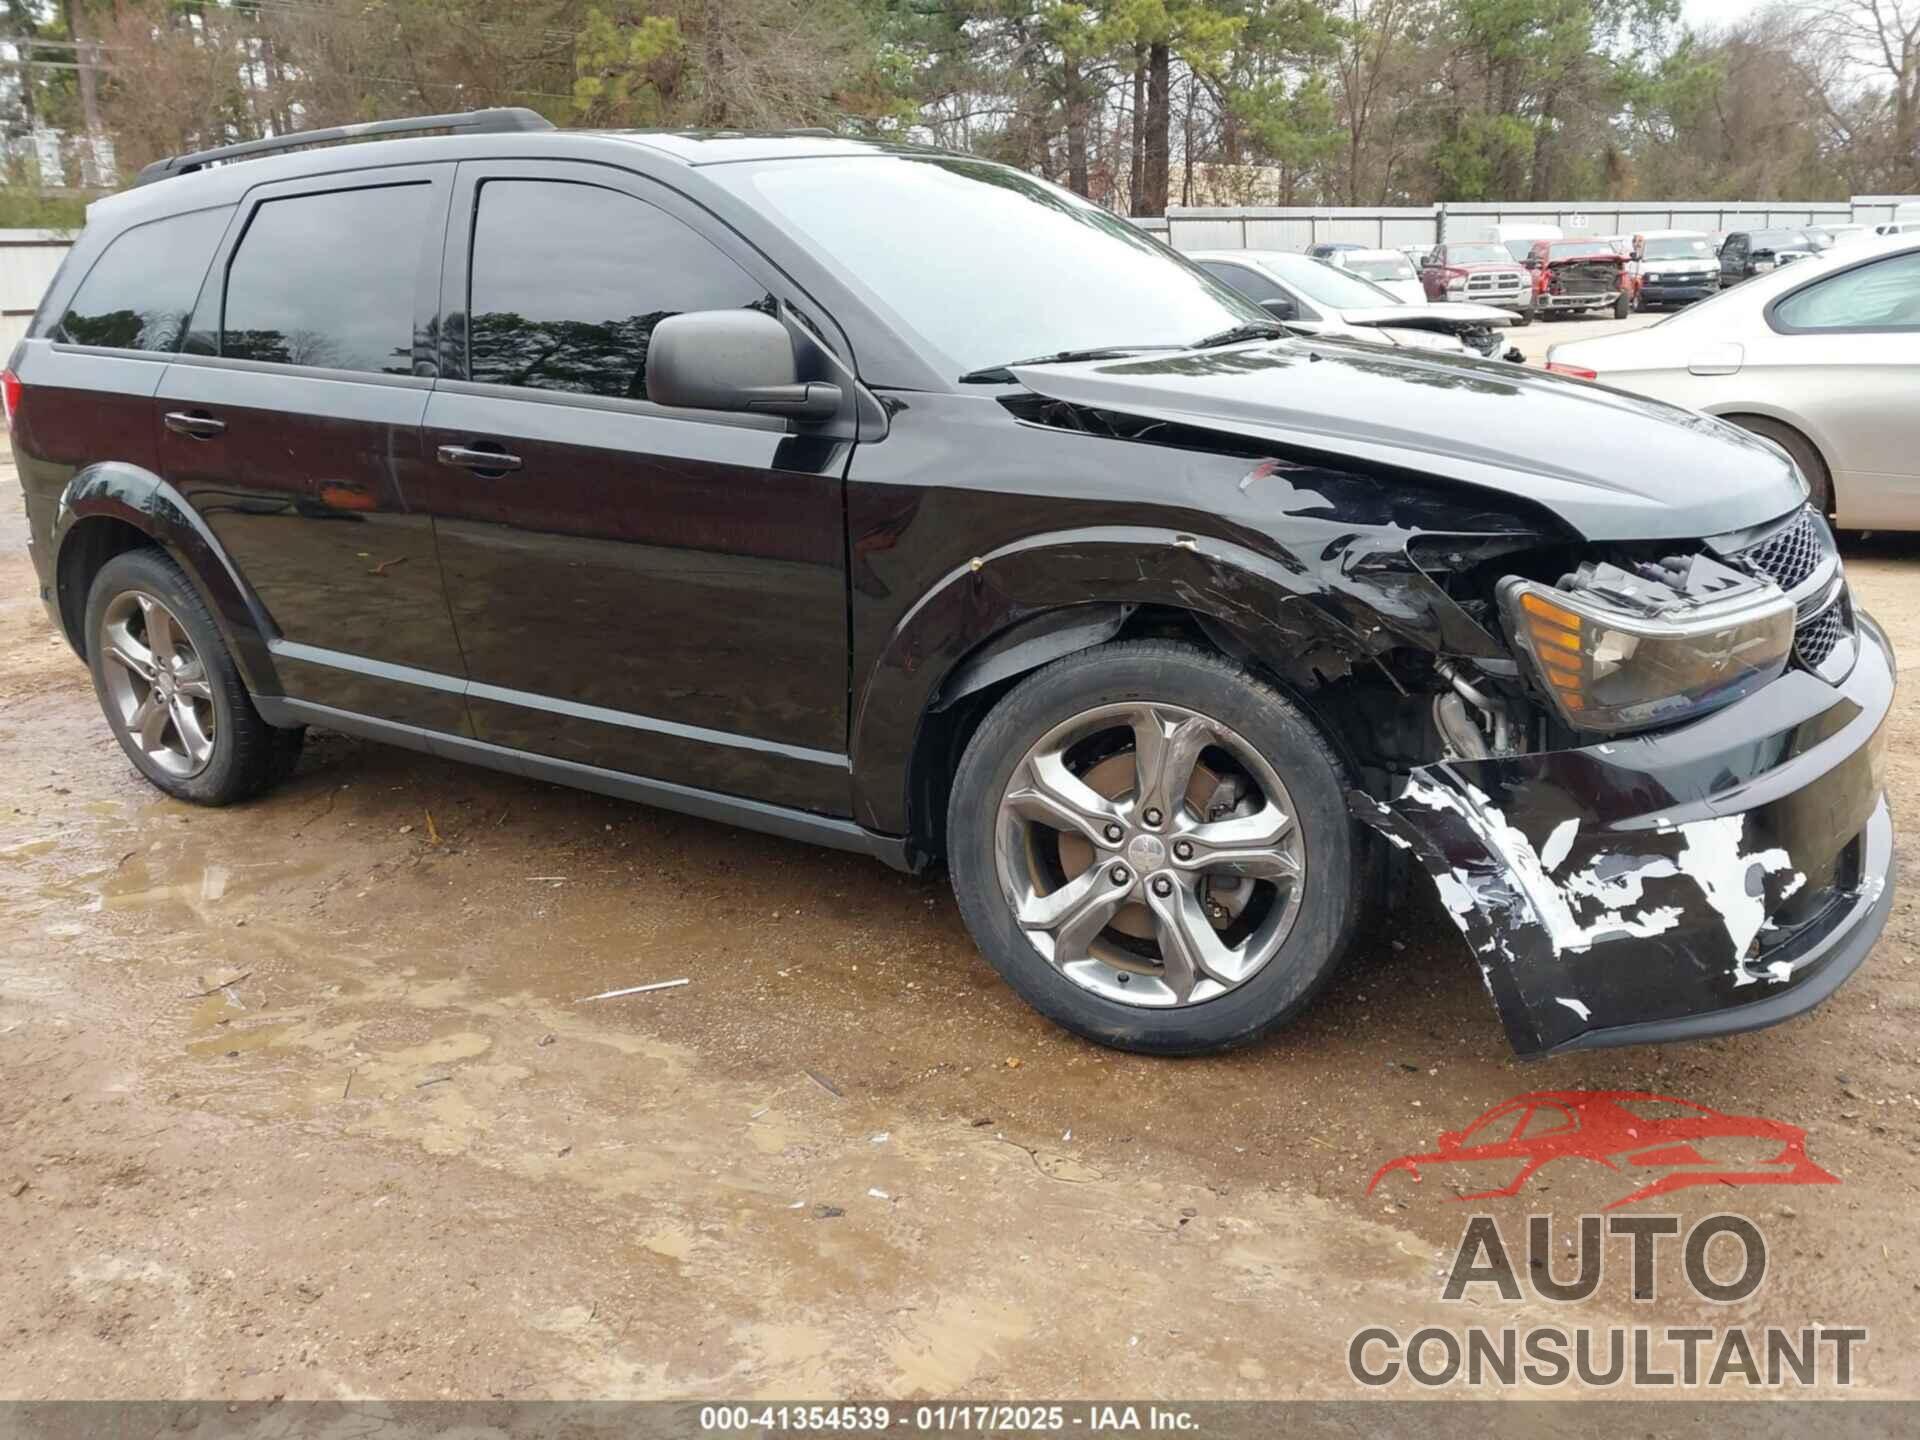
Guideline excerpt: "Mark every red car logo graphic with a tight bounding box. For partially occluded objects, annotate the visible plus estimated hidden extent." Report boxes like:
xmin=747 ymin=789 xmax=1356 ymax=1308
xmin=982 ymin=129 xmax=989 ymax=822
xmin=1368 ymin=1090 xmax=1838 ymax=1210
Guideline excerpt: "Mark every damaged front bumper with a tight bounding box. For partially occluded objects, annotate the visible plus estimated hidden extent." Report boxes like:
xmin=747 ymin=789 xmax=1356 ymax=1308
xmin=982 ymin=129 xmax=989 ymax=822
xmin=1361 ymin=614 xmax=1895 ymax=1058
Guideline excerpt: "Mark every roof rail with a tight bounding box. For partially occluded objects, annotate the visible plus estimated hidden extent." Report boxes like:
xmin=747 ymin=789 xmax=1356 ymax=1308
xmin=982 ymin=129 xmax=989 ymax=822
xmin=132 ymin=107 xmax=556 ymax=187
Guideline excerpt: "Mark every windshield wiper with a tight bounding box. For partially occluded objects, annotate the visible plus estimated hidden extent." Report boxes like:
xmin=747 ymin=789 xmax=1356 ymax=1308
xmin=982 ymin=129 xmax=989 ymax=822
xmin=1189 ymin=321 xmax=1291 ymax=349
xmin=958 ymin=345 xmax=1180 ymax=384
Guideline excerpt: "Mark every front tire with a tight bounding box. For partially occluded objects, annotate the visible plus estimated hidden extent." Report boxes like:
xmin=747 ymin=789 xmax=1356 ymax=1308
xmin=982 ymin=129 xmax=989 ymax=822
xmin=1612 ymin=293 xmax=1632 ymax=319
xmin=84 ymin=548 xmax=288 ymax=805
xmin=946 ymin=640 xmax=1364 ymax=1056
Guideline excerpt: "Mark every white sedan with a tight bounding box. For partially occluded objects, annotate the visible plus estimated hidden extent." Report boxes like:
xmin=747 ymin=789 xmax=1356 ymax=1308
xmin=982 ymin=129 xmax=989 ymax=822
xmin=1320 ymin=247 xmax=1428 ymax=305
xmin=1545 ymin=234 xmax=1920 ymax=529
xmin=1189 ymin=250 xmax=1519 ymax=360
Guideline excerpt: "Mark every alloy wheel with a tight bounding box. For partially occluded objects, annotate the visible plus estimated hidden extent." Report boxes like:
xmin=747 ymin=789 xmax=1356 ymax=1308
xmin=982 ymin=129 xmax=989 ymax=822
xmin=97 ymin=590 xmax=217 ymax=779
xmin=994 ymin=701 xmax=1307 ymax=1008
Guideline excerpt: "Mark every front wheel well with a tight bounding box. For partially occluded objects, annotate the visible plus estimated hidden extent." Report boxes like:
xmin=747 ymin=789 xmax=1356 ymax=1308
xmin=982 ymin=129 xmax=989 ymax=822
xmin=56 ymin=516 xmax=161 ymax=656
xmin=903 ymin=605 xmax=1363 ymax=864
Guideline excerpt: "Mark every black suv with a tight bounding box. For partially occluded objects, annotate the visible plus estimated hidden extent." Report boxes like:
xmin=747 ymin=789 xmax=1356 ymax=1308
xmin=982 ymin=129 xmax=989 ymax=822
xmin=1718 ymin=228 xmax=1821 ymax=283
xmin=11 ymin=110 xmax=1895 ymax=1059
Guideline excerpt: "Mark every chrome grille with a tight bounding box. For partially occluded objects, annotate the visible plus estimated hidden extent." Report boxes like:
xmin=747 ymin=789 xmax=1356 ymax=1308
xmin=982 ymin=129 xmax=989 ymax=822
xmin=1741 ymin=507 xmax=1824 ymax=590
xmin=1464 ymin=271 xmax=1525 ymax=293
xmin=1795 ymin=593 xmax=1850 ymax=668
xmin=1730 ymin=506 xmax=1854 ymax=672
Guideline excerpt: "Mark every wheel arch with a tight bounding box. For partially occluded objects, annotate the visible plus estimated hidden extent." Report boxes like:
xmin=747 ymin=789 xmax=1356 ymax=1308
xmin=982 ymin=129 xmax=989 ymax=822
xmin=1704 ymin=407 xmax=1837 ymax=516
xmin=53 ymin=462 xmax=283 ymax=695
xmin=850 ymin=529 xmax=1375 ymax=862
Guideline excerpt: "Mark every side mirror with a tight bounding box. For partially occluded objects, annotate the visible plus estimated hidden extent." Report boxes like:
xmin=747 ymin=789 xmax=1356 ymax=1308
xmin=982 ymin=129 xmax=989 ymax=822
xmin=1261 ymin=296 xmax=1299 ymax=322
xmin=646 ymin=309 xmax=841 ymax=419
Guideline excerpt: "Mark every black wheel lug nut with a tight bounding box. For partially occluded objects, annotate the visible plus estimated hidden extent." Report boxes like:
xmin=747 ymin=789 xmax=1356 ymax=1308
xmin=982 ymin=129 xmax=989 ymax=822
xmin=1104 ymin=823 xmax=1124 ymax=843
xmin=1152 ymin=876 xmax=1173 ymax=897
xmin=1110 ymin=864 xmax=1130 ymax=885
xmin=1174 ymin=840 xmax=1194 ymax=861
xmin=1143 ymin=807 xmax=1163 ymax=827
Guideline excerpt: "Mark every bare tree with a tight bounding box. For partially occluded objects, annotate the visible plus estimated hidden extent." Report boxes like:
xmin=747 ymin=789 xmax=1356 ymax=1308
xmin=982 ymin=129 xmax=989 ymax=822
xmin=1815 ymin=0 xmax=1920 ymax=184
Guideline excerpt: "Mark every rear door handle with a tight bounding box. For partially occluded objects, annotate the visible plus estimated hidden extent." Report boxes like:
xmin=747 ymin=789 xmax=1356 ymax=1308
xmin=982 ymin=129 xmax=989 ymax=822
xmin=437 ymin=444 xmax=522 ymax=473
xmin=163 ymin=410 xmax=226 ymax=439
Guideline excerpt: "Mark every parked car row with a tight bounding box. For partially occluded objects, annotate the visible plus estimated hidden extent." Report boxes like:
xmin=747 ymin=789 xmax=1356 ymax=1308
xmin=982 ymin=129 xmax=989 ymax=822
xmin=1302 ymin=211 xmax=1920 ymax=320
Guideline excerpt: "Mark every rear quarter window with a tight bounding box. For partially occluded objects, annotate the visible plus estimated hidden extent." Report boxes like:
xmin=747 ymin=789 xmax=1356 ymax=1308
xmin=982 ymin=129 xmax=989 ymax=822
xmin=51 ymin=205 xmax=232 ymax=352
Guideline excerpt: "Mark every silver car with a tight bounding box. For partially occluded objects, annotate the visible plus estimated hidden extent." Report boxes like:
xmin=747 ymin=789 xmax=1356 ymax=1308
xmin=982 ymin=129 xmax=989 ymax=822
xmin=1545 ymin=234 xmax=1920 ymax=529
xmin=1189 ymin=249 xmax=1518 ymax=359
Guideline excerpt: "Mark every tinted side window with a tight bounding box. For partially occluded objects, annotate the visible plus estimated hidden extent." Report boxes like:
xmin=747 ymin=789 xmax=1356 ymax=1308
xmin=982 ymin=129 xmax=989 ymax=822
xmin=54 ymin=206 xmax=231 ymax=352
xmin=1773 ymin=251 xmax=1920 ymax=331
xmin=223 ymin=183 xmax=429 ymax=374
xmin=467 ymin=179 xmax=769 ymax=399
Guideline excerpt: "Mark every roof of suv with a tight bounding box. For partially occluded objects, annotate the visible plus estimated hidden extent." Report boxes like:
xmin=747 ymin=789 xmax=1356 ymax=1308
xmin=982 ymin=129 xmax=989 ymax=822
xmin=96 ymin=119 xmax=963 ymax=228
xmin=601 ymin=130 xmax=958 ymax=165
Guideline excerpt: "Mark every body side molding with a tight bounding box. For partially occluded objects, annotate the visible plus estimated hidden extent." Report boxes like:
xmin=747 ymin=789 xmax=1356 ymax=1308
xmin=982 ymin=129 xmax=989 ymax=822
xmin=255 ymin=697 xmax=911 ymax=870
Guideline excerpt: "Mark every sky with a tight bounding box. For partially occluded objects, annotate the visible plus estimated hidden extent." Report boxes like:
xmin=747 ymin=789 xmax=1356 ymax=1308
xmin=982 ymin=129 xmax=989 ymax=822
xmin=1680 ymin=0 xmax=1767 ymax=32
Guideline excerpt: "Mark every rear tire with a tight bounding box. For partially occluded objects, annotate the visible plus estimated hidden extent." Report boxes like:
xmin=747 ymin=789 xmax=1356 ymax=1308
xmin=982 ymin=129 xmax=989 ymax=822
xmin=1724 ymin=416 xmax=1834 ymax=517
xmin=946 ymin=640 xmax=1364 ymax=1056
xmin=84 ymin=548 xmax=288 ymax=805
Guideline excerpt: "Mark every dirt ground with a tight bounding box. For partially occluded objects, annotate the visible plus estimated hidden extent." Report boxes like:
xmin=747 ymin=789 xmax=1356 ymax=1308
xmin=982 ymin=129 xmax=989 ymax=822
xmin=2 ymin=459 xmax=1917 ymax=1405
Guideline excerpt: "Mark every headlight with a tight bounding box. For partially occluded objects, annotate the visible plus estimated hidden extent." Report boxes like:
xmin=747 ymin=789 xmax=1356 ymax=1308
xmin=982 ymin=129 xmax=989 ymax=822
xmin=1499 ymin=573 xmax=1794 ymax=733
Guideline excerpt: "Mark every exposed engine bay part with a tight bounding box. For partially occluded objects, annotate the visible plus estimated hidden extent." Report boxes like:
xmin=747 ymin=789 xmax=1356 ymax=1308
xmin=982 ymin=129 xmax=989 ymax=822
xmin=1432 ymin=659 xmax=1523 ymax=762
xmin=1559 ymin=551 xmax=1781 ymax=615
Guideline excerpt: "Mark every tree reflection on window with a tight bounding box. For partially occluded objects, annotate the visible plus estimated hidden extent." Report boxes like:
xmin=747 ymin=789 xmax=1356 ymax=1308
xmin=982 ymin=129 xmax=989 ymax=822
xmin=221 ymin=184 xmax=427 ymax=375
xmin=466 ymin=179 xmax=770 ymax=400
xmin=55 ymin=206 xmax=231 ymax=354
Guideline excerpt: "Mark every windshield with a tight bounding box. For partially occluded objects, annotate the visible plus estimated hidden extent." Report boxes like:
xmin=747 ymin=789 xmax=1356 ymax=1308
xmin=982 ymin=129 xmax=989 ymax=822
xmin=1548 ymin=241 xmax=1620 ymax=260
xmin=1259 ymin=253 xmax=1402 ymax=308
xmin=1347 ymin=256 xmax=1416 ymax=281
xmin=1750 ymin=230 xmax=1803 ymax=250
xmin=713 ymin=156 xmax=1265 ymax=376
xmin=1642 ymin=236 xmax=1712 ymax=259
xmin=1447 ymin=244 xmax=1512 ymax=265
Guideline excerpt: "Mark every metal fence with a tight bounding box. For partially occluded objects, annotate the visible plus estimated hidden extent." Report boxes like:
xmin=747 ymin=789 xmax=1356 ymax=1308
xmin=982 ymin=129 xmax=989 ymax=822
xmin=0 ymin=194 xmax=1913 ymax=343
xmin=1157 ymin=197 xmax=1909 ymax=253
xmin=0 ymin=230 xmax=72 ymax=352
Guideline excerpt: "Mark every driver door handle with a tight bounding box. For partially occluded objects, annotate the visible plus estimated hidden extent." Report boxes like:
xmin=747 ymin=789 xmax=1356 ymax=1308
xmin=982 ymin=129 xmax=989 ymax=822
xmin=163 ymin=410 xmax=226 ymax=439
xmin=437 ymin=444 xmax=523 ymax=473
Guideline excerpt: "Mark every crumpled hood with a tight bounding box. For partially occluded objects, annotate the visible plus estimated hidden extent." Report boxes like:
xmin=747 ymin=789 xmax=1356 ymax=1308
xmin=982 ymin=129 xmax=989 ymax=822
xmin=1336 ymin=301 xmax=1514 ymax=333
xmin=1009 ymin=341 xmax=1805 ymax=541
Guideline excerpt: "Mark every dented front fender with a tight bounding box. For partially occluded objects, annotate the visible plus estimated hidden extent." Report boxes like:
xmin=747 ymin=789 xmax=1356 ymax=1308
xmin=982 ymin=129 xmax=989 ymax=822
xmin=1360 ymin=615 xmax=1896 ymax=1057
